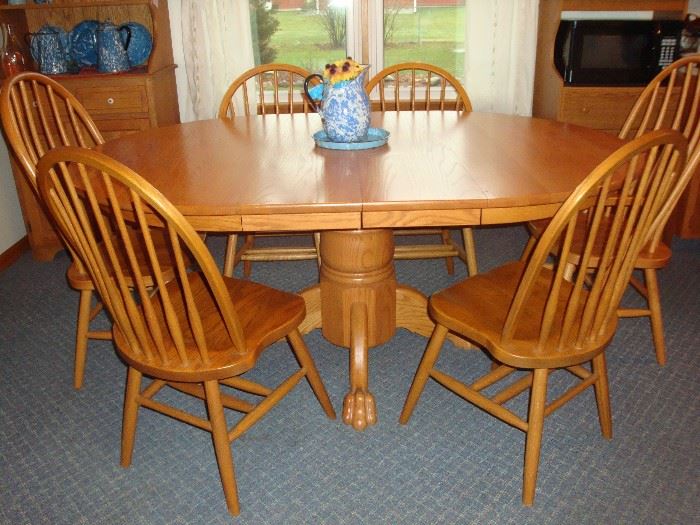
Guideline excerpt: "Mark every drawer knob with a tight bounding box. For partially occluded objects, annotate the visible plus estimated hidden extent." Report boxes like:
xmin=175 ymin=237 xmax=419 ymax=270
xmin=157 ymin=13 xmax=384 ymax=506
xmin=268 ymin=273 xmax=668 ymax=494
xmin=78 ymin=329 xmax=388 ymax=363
xmin=107 ymin=97 xmax=115 ymax=105
xmin=581 ymin=107 xmax=590 ymax=114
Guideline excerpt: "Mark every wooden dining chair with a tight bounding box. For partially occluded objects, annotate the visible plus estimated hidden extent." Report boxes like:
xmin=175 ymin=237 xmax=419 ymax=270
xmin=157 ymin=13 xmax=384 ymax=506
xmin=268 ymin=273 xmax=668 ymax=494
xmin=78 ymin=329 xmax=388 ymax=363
xmin=401 ymin=129 xmax=695 ymax=505
xmin=522 ymin=55 xmax=700 ymax=365
xmin=217 ymin=63 xmax=321 ymax=278
xmin=36 ymin=146 xmax=336 ymax=517
xmin=0 ymin=72 xmax=179 ymax=389
xmin=365 ymin=62 xmax=477 ymax=276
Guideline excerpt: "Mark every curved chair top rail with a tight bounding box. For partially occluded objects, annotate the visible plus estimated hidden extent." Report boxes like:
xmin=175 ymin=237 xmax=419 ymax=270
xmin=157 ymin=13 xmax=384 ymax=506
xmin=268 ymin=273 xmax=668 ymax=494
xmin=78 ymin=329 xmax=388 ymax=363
xmin=365 ymin=61 xmax=472 ymax=112
xmin=621 ymin=55 xmax=700 ymax=154
xmin=217 ymin=63 xmax=317 ymax=119
xmin=0 ymin=71 xmax=103 ymax=189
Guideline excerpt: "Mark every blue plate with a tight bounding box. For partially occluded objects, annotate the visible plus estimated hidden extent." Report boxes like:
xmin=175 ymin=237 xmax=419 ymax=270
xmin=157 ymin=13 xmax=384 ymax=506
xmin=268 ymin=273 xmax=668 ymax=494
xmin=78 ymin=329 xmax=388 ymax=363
xmin=121 ymin=22 xmax=152 ymax=67
xmin=30 ymin=25 xmax=70 ymax=64
xmin=313 ymin=127 xmax=389 ymax=150
xmin=69 ymin=20 xmax=99 ymax=67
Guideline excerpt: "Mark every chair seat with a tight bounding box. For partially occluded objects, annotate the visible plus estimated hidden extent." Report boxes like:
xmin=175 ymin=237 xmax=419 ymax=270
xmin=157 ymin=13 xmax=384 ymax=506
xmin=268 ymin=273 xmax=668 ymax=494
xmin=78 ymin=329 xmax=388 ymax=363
xmin=66 ymin=227 xmax=181 ymax=290
xmin=527 ymin=218 xmax=671 ymax=269
xmin=114 ymin=273 xmax=306 ymax=382
xmin=429 ymin=261 xmax=617 ymax=369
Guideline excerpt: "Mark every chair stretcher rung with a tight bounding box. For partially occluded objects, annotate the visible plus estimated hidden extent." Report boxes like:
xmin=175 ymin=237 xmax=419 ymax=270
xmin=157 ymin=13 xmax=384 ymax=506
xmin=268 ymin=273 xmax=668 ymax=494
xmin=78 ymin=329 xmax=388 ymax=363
xmin=490 ymin=373 xmax=533 ymax=405
xmin=544 ymin=374 xmax=597 ymax=417
xmin=566 ymin=365 xmax=591 ymax=380
xmin=395 ymin=228 xmax=447 ymax=235
xmin=239 ymin=247 xmax=318 ymax=261
xmin=239 ymin=242 xmax=470 ymax=263
xmin=139 ymin=396 xmax=211 ymax=431
xmin=628 ymin=275 xmax=649 ymax=298
xmin=88 ymin=303 xmax=104 ymax=321
xmin=394 ymin=244 xmax=460 ymax=259
xmin=470 ymin=364 xmax=517 ymax=391
xmin=431 ymin=369 xmax=528 ymax=431
xmin=228 ymin=369 xmax=305 ymax=441
xmin=221 ymin=376 xmax=273 ymax=396
xmin=167 ymin=381 xmax=255 ymax=413
xmin=87 ymin=330 xmax=112 ymax=340
xmin=618 ymin=308 xmax=651 ymax=317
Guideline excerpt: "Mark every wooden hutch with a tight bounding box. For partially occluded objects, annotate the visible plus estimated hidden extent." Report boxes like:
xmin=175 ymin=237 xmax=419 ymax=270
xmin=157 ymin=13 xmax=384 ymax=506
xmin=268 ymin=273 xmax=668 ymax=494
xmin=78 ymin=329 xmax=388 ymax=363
xmin=0 ymin=0 xmax=179 ymax=260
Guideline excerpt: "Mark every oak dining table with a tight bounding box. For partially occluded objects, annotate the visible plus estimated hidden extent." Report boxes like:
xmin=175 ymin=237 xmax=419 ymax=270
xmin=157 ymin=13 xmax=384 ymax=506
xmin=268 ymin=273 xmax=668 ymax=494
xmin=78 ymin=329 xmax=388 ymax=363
xmin=97 ymin=110 xmax=624 ymax=431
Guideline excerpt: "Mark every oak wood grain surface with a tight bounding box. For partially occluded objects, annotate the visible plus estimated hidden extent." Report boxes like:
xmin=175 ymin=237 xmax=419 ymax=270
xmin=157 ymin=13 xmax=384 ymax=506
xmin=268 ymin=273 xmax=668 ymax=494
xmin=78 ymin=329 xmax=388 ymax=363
xmin=95 ymin=110 xmax=625 ymax=431
xmin=97 ymin=112 xmax=624 ymax=230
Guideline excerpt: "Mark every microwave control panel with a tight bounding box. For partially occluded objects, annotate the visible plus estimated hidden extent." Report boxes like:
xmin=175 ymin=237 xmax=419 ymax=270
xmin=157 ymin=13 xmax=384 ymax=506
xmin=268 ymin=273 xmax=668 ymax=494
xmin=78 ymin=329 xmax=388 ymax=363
xmin=659 ymin=37 xmax=679 ymax=67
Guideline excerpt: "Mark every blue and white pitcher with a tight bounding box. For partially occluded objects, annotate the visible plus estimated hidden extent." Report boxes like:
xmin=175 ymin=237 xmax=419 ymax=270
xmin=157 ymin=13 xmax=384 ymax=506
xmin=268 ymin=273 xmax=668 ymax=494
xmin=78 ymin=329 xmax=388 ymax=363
xmin=96 ymin=20 xmax=131 ymax=73
xmin=304 ymin=65 xmax=371 ymax=143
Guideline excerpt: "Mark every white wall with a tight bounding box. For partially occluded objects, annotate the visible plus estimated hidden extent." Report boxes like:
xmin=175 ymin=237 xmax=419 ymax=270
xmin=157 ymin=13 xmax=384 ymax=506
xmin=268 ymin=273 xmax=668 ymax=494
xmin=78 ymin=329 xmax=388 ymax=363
xmin=0 ymin=136 xmax=26 ymax=254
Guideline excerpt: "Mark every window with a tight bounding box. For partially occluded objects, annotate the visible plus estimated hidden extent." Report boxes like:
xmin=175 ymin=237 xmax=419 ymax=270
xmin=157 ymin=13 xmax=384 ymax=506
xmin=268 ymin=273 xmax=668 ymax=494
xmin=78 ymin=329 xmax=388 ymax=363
xmin=381 ymin=1 xmax=465 ymax=78
xmin=249 ymin=0 xmax=467 ymax=81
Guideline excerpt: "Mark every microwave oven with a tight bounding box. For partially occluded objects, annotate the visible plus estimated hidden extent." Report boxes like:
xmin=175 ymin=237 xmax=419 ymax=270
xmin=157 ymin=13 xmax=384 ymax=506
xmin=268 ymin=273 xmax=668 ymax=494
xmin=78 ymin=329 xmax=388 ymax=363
xmin=555 ymin=20 xmax=683 ymax=86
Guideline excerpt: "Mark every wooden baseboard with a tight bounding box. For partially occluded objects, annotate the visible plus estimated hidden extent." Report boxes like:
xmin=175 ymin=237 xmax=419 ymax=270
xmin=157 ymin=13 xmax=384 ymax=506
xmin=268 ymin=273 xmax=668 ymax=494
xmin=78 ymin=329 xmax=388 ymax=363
xmin=0 ymin=236 xmax=29 ymax=273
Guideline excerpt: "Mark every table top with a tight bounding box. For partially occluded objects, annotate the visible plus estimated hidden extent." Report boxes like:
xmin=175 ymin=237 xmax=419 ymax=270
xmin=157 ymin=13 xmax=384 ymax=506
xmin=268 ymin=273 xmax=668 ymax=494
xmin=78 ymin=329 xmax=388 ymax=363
xmin=97 ymin=111 xmax=624 ymax=232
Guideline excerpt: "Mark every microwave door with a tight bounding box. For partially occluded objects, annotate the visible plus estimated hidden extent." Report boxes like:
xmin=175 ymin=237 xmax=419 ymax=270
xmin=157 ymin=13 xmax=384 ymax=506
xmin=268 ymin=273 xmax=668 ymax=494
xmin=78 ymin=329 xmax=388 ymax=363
xmin=570 ymin=21 xmax=656 ymax=86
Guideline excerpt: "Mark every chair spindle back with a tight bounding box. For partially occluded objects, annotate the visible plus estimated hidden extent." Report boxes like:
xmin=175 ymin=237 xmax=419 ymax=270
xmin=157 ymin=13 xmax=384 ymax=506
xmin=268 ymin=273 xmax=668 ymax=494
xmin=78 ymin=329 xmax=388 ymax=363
xmin=621 ymin=55 xmax=700 ymax=155
xmin=505 ymin=130 xmax=691 ymax=352
xmin=37 ymin=147 xmax=248 ymax=368
xmin=217 ymin=63 xmax=316 ymax=119
xmin=365 ymin=62 xmax=472 ymax=112
xmin=0 ymin=72 xmax=103 ymax=189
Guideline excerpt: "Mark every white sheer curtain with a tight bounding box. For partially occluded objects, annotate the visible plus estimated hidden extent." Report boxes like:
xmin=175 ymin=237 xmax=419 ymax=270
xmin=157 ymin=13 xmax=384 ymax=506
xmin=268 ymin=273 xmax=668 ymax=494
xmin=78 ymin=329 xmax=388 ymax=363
xmin=464 ymin=0 xmax=539 ymax=116
xmin=180 ymin=0 xmax=255 ymax=121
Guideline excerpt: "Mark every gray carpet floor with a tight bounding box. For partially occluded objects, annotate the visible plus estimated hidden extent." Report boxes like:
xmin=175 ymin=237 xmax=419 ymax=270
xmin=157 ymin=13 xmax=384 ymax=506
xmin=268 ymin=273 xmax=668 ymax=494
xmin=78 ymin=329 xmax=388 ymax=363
xmin=1 ymin=226 xmax=699 ymax=525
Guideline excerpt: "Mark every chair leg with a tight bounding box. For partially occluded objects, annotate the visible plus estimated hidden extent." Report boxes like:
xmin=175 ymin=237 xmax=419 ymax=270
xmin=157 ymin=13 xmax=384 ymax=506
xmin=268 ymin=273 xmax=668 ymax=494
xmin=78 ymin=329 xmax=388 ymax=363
xmin=462 ymin=227 xmax=478 ymax=276
xmin=399 ymin=324 xmax=449 ymax=424
xmin=520 ymin=233 xmax=537 ymax=262
xmin=591 ymin=353 xmax=613 ymax=439
xmin=204 ymin=380 xmax=240 ymax=516
xmin=644 ymin=268 xmax=667 ymax=366
xmin=287 ymin=329 xmax=336 ymax=419
xmin=523 ymin=368 xmax=548 ymax=506
xmin=223 ymin=234 xmax=238 ymax=278
xmin=121 ymin=366 xmax=142 ymax=468
xmin=441 ymin=229 xmax=455 ymax=274
xmin=313 ymin=232 xmax=322 ymax=269
xmin=74 ymin=289 xmax=93 ymax=389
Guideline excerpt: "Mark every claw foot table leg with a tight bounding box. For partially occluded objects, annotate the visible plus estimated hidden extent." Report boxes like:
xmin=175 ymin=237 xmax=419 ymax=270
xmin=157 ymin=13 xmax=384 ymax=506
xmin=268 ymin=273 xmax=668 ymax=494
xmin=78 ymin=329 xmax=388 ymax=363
xmin=342 ymin=302 xmax=377 ymax=430
xmin=320 ymin=229 xmax=395 ymax=430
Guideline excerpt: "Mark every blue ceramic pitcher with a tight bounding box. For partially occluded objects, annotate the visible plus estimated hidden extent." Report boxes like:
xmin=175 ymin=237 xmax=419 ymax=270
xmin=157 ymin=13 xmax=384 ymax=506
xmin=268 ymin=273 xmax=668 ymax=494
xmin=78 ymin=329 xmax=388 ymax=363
xmin=28 ymin=27 xmax=68 ymax=75
xmin=304 ymin=65 xmax=371 ymax=143
xmin=96 ymin=20 xmax=131 ymax=73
